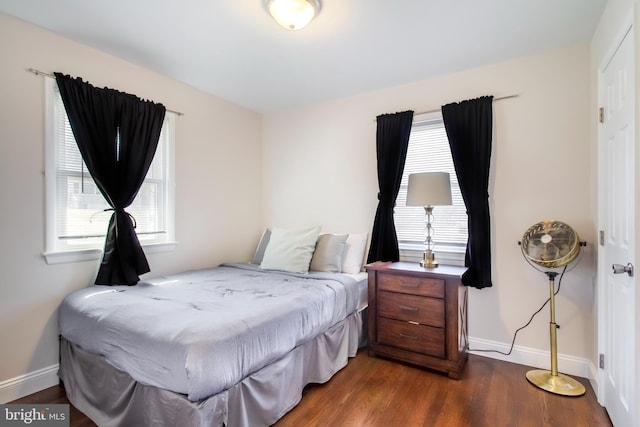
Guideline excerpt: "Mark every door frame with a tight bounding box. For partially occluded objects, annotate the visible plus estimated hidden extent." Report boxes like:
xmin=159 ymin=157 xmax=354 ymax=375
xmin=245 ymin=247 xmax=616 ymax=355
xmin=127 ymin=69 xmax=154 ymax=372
xmin=595 ymin=6 xmax=638 ymax=422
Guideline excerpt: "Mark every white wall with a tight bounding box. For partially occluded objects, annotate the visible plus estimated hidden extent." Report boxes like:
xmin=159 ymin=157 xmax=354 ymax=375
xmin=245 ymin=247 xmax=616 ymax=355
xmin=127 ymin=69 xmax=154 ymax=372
xmin=0 ymin=13 xmax=263 ymax=401
xmin=263 ymin=45 xmax=595 ymax=371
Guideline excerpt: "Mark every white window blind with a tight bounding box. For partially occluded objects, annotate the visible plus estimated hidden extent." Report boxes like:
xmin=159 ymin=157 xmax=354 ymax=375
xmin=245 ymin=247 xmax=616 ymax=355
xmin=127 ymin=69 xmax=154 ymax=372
xmin=395 ymin=113 xmax=468 ymax=249
xmin=45 ymin=78 xmax=175 ymax=258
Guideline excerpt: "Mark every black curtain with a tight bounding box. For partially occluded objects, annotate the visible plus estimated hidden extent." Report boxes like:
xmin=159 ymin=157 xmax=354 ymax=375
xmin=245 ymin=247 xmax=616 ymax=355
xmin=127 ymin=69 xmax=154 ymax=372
xmin=442 ymin=96 xmax=493 ymax=289
xmin=55 ymin=73 xmax=166 ymax=286
xmin=367 ymin=110 xmax=414 ymax=263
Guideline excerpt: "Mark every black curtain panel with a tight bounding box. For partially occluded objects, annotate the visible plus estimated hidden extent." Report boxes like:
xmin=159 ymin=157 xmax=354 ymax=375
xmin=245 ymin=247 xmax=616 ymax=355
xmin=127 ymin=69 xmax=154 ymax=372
xmin=367 ymin=110 xmax=414 ymax=263
xmin=54 ymin=73 xmax=166 ymax=286
xmin=442 ymin=96 xmax=494 ymax=289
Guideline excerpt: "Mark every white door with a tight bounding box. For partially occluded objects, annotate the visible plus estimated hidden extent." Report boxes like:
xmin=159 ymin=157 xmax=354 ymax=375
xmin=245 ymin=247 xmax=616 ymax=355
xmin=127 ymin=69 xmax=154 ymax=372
xmin=598 ymin=24 xmax=636 ymax=427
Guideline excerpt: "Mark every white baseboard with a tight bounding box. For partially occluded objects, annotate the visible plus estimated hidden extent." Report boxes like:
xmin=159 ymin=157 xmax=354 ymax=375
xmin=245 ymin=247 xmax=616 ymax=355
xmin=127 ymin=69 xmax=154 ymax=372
xmin=588 ymin=359 xmax=601 ymax=402
xmin=0 ymin=364 xmax=60 ymax=404
xmin=468 ymin=336 xmax=593 ymax=380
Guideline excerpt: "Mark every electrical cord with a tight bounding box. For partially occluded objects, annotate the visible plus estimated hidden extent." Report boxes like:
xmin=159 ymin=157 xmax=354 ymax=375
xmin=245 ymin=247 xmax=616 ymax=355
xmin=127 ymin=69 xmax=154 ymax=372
xmin=468 ymin=264 xmax=567 ymax=356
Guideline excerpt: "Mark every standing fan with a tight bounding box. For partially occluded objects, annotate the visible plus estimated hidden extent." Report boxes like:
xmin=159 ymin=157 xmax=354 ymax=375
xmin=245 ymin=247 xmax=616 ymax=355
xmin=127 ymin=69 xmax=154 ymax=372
xmin=520 ymin=220 xmax=586 ymax=396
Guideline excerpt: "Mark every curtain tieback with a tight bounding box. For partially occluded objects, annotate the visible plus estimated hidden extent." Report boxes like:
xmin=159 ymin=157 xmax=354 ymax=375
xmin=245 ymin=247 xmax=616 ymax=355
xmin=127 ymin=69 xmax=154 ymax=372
xmin=377 ymin=192 xmax=389 ymax=203
xmin=96 ymin=208 xmax=138 ymax=229
xmin=377 ymin=192 xmax=395 ymax=208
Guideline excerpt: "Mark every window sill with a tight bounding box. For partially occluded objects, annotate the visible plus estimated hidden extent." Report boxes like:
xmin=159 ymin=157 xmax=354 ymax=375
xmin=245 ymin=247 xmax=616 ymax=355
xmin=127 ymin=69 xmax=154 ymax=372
xmin=398 ymin=242 xmax=466 ymax=267
xmin=43 ymin=241 xmax=178 ymax=265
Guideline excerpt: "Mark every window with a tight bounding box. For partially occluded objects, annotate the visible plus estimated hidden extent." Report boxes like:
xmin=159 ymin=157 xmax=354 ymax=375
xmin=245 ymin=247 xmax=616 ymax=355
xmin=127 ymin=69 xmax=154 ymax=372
xmin=394 ymin=112 xmax=467 ymax=261
xmin=44 ymin=78 xmax=176 ymax=264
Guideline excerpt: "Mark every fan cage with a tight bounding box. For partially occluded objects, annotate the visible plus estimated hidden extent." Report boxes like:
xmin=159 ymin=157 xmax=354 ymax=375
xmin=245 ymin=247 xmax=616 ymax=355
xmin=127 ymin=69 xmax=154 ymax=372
xmin=521 ymin=221 xmax=580 ymax=269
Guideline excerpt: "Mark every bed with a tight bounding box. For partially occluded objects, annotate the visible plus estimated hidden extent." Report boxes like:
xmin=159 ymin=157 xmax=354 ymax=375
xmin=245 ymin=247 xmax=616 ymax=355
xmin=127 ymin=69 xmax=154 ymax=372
xmin=57 ymin=229 xmax=369 ymax=426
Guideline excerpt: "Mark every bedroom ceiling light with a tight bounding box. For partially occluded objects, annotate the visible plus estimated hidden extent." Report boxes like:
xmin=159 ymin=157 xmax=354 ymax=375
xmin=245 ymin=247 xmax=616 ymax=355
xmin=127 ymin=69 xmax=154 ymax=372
xmin=406 ymin=172 xmax=453 ymax=268
xmin=265 ymin=0 xmax=320 ymax=30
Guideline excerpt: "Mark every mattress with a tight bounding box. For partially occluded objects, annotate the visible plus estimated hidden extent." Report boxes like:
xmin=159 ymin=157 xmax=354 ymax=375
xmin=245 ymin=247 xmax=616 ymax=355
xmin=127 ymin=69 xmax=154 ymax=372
xmin=58 ymin=262 xmax=366 ymax=402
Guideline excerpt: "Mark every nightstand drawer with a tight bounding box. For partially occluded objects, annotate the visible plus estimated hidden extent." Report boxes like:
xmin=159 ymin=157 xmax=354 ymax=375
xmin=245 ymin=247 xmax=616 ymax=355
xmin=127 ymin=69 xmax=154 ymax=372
xmin=378 ymin=273 xmax=444 ymax=298
xmin=377 ymin=317 xmax=445 ymax=358
xmin=378 ymin=291 xmax=444 ymax=327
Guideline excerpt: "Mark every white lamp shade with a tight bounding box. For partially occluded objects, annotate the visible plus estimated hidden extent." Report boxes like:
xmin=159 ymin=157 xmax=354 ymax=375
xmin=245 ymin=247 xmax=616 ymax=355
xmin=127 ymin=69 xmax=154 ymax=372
xmin=266 ymin=0 xmax=320 ymax=30
xmin=406 ymin=172 xmax=453 ymax=207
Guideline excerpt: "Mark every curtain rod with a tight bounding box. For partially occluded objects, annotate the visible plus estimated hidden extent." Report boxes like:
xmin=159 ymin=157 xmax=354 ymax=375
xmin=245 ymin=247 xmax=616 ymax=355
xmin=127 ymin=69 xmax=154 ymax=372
xmin=414 ymin=94 xmax=518 ymax=116
xmin=375 ymin=94 xmax=519 ymax=121
xmin=27 ymin=68 xmax=184 ymax=116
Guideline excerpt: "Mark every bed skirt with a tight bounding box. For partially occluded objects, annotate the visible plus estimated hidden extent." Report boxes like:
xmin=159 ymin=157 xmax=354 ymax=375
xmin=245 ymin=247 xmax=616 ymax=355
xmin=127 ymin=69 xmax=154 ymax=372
xmin=59 ymin=309 xmax=366 ymax=427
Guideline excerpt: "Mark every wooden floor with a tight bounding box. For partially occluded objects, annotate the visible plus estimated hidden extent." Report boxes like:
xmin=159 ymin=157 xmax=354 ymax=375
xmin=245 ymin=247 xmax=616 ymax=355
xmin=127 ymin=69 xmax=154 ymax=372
xmin=11 ymin=351 xmax=612 ymax=427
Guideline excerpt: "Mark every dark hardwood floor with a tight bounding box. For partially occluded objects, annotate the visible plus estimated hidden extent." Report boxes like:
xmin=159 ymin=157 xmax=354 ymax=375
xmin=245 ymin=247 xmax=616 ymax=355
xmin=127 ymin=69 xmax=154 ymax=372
xmin=11 ymin=351 xmax=611 ymax=427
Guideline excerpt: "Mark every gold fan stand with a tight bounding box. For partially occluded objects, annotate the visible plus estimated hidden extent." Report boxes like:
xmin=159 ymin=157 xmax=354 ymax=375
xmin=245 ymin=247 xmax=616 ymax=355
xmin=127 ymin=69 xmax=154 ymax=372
xmin=526 ymin=272 xmax=586 ymax=396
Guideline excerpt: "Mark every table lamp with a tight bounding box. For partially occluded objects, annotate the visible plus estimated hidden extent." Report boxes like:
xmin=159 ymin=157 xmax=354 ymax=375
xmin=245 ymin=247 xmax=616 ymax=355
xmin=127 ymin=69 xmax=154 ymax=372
xmin=406 ymin=172 xmax=453 ymax=267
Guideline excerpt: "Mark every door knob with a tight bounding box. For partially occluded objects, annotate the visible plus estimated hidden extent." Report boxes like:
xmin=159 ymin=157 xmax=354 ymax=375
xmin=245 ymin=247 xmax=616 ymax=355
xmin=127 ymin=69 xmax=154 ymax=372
xmin=612 ymin=263 xmax=634 ymax=277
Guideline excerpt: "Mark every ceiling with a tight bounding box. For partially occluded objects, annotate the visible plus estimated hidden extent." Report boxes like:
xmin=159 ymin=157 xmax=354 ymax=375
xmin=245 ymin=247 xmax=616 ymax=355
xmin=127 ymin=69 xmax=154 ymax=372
xmin=0 ymin=0 xmax=607 ymax=113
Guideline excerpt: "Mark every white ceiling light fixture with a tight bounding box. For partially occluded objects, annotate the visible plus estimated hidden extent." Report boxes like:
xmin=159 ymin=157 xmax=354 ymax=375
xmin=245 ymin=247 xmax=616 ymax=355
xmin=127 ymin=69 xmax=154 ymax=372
xmin=265 ymin=0 xmax=321 ymax=31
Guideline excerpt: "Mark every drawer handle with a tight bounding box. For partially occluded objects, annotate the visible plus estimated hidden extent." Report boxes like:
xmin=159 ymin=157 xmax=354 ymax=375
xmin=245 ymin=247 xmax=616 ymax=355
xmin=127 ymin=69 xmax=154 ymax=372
xmin=399 ymin=305 xmax=419 ymax=312
xmin=400 ymin=282 xmax=419 ymax=289
xmin=400 ymin=333 xmax=418 ymax=340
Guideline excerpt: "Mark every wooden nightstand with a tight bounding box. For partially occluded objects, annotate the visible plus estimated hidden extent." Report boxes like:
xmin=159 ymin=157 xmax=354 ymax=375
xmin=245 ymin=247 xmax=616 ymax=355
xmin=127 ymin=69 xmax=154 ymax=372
xmin=366 ymin=261 xmax=468 ymax=379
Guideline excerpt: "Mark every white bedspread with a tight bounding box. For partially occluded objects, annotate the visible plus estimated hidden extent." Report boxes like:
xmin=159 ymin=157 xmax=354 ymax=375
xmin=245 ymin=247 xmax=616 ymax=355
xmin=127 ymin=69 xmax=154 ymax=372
xmin=58 ymin=263 xmax=363 ymax=401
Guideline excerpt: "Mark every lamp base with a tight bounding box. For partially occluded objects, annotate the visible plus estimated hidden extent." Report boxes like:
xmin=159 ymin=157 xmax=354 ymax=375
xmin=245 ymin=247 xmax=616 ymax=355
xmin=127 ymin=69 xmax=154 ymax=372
xmin=420 ymin=250 xmax=438 ymax=268
xmin=525 ymin=369 xmax=586 ymax=396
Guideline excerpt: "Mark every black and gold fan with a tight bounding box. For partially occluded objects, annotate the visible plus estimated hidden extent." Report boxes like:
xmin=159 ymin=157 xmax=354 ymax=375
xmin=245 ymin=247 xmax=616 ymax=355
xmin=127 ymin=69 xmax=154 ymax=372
xmin=520 ymin=220 xmax=586 ymax=397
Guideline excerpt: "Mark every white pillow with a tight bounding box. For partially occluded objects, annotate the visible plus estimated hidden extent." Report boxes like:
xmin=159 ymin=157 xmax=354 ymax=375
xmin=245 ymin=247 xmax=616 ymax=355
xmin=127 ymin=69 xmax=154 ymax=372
xmin=260 ymin=226 xmax=321 ymax=274
xmin=310 ymin=234 xmax=348 ymax=273
xmin=341 ymin=233 xmax=368 ymax=274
